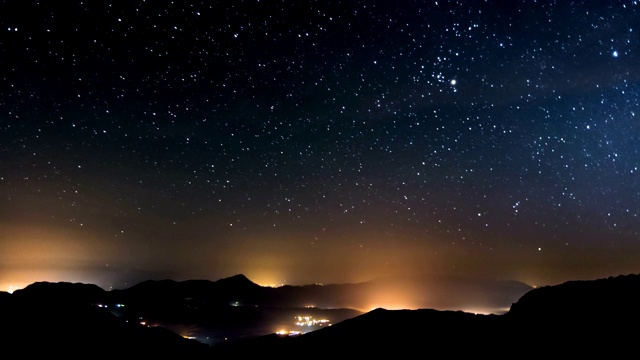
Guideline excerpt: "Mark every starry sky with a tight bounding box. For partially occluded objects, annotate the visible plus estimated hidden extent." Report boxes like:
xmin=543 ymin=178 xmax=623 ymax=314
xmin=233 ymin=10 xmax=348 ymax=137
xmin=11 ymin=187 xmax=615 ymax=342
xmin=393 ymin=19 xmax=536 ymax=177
xmin=1 ymin=0 xmax=639 ymax=293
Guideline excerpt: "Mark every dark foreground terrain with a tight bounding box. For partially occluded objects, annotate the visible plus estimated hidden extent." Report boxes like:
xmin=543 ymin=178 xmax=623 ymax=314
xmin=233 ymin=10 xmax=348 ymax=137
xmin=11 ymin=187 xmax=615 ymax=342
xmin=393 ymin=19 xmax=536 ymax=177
xmin=2 ymin=273 xmax=640 ymax=357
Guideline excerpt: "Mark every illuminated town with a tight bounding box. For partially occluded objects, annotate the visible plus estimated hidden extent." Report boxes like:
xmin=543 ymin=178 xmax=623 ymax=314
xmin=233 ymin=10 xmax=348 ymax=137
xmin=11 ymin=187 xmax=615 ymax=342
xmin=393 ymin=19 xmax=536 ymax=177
xmin=276 ymin=315 xmax=331 ymax=336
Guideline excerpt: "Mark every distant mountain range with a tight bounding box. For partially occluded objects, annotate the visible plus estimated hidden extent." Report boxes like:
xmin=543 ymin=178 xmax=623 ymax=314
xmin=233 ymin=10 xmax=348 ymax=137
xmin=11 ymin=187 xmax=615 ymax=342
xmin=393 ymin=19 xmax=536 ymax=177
xmin=2 ymin=273 xmax=639 ymax=356
xmin=108 ymin=273 xmax=533 ymax=312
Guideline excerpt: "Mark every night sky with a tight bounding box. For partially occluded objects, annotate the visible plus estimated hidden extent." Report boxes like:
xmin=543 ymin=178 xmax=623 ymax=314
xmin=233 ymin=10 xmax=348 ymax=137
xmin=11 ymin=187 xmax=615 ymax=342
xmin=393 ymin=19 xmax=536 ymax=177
xmin=1 ymin=0 xmax=639 ymax=294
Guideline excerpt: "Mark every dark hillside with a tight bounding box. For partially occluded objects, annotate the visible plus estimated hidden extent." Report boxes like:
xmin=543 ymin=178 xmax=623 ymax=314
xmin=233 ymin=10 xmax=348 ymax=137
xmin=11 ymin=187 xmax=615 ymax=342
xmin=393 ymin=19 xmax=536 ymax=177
xmin=2 ymin=274 xmax=639 ymax=358
xmin=212 ymin=274 xmax=640 ymax=357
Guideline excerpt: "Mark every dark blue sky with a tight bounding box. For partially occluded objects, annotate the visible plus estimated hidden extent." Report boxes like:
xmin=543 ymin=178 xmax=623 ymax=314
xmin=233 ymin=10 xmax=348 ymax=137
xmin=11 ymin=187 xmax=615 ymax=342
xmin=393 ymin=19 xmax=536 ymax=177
xmin=1 ymin=0 xmax=639 ymax=292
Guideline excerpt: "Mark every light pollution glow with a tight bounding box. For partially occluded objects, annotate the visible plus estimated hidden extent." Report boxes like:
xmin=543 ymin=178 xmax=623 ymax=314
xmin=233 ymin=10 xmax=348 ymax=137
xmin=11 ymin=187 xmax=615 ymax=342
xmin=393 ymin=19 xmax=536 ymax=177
xmin=3 ymin=219 xmax=635 ymax=297
xmin=0 ymin=222 xmax=119 ymax=292
xmin=2 ymin=210 xmax=639 ymax=315
xmin=1 ymin=220 xmax=520 ymax=314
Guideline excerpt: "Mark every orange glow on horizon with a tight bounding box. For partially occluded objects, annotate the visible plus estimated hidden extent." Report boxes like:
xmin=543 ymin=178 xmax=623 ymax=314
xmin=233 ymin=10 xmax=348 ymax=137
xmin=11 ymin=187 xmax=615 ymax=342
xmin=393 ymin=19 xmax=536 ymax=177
xmin=0 ymin=222 xmax=121 ymax=292
xmin=2 ymin=284 xmax=24 ymax=294
xmin=0 ymin=266 xmax=111 ymax=293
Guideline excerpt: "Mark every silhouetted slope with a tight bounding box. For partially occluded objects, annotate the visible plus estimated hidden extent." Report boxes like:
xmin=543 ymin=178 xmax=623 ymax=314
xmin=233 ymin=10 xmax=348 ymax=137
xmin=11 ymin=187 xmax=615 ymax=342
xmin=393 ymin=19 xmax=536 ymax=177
xmin=212 ymin=308 xmax=505 ymax=357
xmin=507 ymin=274 xmax=640 ymax=320
xmin=106 ymin=273 xmax=530 ymax=313
xmin=0 ymin=282 xmax=212 ymax=357
xmin=286 ymin=307 xmax=503 ymax=354
xmin=4 ymin=274 xmax=639 ymax=357
xmin=502 ymin=273 xmax=640 ymax=353
xmin=99 ymin=273 xmax=528 ymax=346
xmin=11 ymin=281 xmax=107 ymax=305
xmin=212 ymin=273 xmax=640 ymax=357
xmin=107 ymin=274 xmax=264 ymax=306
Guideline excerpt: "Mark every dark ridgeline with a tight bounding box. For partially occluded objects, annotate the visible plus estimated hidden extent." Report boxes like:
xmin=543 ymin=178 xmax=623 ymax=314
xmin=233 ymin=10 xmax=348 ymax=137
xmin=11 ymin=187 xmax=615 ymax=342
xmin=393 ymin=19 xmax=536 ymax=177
xmin=1 ymin=274 xmax=639 ymax=357
xmin=0 ymin=281 xmax=212 ymax=357
xmin=212 ymin=274 xmax=640 ymax=357
xmin=105 ymin=273 xmax=532 ymax=311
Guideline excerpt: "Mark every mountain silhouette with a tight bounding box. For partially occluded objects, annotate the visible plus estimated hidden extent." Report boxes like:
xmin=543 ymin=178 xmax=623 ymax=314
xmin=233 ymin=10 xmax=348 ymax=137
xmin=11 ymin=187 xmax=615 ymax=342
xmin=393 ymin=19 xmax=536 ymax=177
xmin=212 ymin=273 xmax=640 ymax=357
xmin=1 ymin=273 xmax=638 ymax=357
xmin=1 ymin=281 xmax=211 ymax=357
xmin=106 ymin=272 xmax=531 ymax=312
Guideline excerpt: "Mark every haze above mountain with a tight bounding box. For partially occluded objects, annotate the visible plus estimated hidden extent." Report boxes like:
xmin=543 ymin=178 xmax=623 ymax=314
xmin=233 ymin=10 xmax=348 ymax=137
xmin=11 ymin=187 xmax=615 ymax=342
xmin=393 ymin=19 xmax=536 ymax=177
xmin=108 ymin=272 xmax=533 ymax=314
xmin=2 ymin=273 xmax=639 ymax=357
xmin=2 ymin=272 xmax=531 ymax=347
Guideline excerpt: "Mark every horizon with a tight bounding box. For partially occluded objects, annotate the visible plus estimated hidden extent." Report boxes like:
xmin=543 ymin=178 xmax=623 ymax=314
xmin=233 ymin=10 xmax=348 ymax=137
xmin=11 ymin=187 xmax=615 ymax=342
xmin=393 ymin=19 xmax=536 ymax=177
xmin=1 ymin=271 xmax=531 ymax=315
xmin=5 ymin=269 xmax=639 ymax=316
xmin=3 ymin=268 xmax=618 ymax=293
xmin=2 ymin=1 xmax=640 ymax=308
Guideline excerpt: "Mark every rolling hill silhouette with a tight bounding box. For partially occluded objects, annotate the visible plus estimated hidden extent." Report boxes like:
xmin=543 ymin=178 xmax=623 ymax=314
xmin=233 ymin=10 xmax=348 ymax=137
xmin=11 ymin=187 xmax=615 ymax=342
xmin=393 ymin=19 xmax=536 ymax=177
xmin=0 ymin=281 xmax=211 ymax=357
xmin=212 ymin=273 xmax=640 ymax=357
xmin=105 ymin=273 xmax=532 ymax=313
xmin=1 ymin=273 xmax=638 ymax=357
